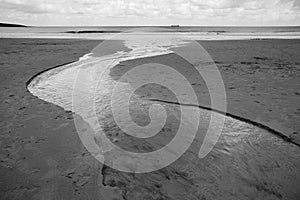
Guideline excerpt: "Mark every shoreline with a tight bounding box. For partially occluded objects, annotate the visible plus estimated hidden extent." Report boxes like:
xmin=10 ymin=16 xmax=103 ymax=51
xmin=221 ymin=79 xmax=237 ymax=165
xmin=2 ymin=36 xmax=300 ymax=41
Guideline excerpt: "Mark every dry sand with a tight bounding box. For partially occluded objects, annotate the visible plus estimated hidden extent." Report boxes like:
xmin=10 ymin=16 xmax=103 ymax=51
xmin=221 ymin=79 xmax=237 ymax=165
xmin=0 ymin=38 xmax=299 ymax=199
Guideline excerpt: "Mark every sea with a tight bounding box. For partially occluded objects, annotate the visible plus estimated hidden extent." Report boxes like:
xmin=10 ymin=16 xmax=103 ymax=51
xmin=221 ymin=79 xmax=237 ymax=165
xmin=1 ymin=26 xmax=300 ymax=40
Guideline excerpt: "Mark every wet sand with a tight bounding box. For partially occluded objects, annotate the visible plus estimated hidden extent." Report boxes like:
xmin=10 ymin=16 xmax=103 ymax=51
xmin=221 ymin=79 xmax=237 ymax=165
xmin=0 ymin=38 xmax=299 ymax=199
xmin=0 ymin=39 xmax=106 ymax=199
xmin=201 ymin=40 xmax=300 ymax=144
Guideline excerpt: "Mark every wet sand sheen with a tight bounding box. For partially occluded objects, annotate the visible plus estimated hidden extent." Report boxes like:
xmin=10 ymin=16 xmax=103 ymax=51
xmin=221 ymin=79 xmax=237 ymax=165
xmin=26 ymin=39 xmax=300 ymax=199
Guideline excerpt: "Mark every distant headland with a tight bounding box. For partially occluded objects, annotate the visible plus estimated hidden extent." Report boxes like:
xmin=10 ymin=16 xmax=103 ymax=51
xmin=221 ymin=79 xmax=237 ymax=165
xmin=0 ymin=23 xmax=28 ymax=27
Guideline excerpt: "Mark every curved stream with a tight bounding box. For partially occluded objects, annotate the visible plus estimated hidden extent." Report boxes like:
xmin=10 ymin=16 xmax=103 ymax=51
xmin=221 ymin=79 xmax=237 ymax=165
xmin=27 ymin=38 xmax=300 ymax=199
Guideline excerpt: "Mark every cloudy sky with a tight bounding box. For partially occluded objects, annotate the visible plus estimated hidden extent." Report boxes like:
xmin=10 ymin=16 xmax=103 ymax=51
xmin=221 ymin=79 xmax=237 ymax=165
xmin=0 ymin=0 xmax=299 ymax=26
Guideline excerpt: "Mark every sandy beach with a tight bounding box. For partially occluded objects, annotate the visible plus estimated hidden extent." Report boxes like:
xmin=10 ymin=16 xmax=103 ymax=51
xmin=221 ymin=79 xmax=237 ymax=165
xmin=0 ymin=38 xmax=300 ymax=200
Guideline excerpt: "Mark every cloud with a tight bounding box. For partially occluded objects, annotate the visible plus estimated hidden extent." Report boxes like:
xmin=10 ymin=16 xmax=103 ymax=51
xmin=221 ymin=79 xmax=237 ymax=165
xmin=0 ymin=0 xmax=299 ymax=25
xmin=0 ymin=0 xmax=60 ymax=14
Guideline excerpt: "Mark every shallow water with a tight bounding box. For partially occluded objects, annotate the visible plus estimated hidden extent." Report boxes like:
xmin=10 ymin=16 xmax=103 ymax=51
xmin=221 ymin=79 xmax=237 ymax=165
xmin=28 ymin=37 xmax=300 ymax=199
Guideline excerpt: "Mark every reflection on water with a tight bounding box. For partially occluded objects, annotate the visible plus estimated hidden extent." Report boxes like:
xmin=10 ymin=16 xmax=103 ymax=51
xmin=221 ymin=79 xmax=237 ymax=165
xmin=28 ymin=38 xmax=300 ymax=199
